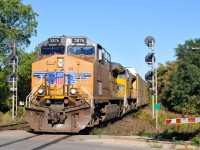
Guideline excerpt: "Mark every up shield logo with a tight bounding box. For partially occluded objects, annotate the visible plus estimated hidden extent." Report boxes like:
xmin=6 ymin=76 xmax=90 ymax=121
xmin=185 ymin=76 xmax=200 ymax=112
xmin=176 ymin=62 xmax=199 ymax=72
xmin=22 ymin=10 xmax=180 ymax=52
xmin=33 ymin=71 xmax=92 ymax=86
xmin=54 ymin=72 xmax=64 ymax=85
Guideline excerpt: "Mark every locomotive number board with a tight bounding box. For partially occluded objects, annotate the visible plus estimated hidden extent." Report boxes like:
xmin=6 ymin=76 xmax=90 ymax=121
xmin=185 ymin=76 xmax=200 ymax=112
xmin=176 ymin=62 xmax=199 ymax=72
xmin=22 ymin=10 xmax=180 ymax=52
xmin=72 ymin=38 xmax=86 ymax=43
xmin=48 ymin=38 xmax=61 ymax=44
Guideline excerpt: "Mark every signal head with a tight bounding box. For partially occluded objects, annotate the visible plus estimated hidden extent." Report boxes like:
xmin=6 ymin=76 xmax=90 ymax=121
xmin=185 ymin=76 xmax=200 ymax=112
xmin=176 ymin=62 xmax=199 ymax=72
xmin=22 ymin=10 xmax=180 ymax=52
xmin=145 ymin=36 xmax=155 ymax=47
xmin=145 ymin=53 xmax=156 ymax=65
xmin=145 ymin=70 xmax=154 ymax=82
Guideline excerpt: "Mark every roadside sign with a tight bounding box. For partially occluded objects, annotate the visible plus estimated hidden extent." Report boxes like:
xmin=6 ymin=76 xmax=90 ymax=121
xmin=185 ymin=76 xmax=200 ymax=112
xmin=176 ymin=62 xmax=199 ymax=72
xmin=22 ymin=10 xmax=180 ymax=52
xmin=10 ymin=88 xmax=16 ymax=92
xmin=19 ymin=101 xmax=24 ymax=106
xmin=154 ymin=104 xmax=160 ymax=110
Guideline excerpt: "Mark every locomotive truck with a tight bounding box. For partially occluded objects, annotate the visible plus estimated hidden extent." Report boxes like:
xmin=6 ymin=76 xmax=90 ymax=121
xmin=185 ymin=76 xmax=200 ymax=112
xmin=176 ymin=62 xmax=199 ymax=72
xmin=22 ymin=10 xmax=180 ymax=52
xmin=25 ymin=36 xmax=148 ymax=133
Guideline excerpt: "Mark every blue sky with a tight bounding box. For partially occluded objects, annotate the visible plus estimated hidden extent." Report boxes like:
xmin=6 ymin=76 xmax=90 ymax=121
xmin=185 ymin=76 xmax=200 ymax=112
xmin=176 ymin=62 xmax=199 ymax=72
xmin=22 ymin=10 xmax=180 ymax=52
xmin=23 ymin=0 xmax=200 ymax=78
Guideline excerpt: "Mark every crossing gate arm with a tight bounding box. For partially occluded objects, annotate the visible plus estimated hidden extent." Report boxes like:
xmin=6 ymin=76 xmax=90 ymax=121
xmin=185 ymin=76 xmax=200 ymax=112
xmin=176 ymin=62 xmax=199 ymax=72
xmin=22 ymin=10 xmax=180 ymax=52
xmin=165 ymin=117 xmax=200 ymax=124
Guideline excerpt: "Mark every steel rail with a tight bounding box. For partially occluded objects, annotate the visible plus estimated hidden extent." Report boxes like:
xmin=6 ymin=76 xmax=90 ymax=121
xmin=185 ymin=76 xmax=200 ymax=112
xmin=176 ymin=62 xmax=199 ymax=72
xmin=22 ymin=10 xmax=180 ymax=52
xmin=32 ymin=135 xmax=73 ymax=150
xmin=0 ymin=134 xmax=40 ymax=148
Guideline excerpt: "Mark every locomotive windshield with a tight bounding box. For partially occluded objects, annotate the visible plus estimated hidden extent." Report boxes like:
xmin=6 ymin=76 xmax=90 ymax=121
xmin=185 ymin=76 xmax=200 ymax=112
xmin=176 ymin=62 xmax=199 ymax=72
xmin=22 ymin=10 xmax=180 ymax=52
xmin=40 ymin=46 xmax=65 ymax=56
xmin=67 ymin=46 xmax=95 ymax=56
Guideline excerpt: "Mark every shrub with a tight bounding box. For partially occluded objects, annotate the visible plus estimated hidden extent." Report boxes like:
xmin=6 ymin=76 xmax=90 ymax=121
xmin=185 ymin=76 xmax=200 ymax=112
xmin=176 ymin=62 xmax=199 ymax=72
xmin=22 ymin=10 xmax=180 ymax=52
xmin=17 ymin=106 xmax=25 ymax=117
xmin=0 ymin=112 xmax=4 ymax=123
xmin=191 ymin=134 xmax=200 ymax=146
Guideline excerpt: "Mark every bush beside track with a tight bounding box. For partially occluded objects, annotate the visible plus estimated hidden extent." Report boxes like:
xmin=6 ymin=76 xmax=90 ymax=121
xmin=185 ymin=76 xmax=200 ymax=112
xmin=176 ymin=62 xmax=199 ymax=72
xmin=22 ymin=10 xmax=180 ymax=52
xmin=0 ymin=107 xmax=26 ymax=126
xmin=89 ymin=105 xmax=200 ymax=146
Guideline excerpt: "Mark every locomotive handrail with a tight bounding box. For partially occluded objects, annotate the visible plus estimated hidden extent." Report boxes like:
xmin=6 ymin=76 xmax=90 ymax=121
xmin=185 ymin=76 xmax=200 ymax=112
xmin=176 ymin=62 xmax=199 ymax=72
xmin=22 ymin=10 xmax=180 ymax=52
xmin=25 ymin=75 xmax=43 ymax=108
xmin=76 ymin=76 xmax=94 ymax=107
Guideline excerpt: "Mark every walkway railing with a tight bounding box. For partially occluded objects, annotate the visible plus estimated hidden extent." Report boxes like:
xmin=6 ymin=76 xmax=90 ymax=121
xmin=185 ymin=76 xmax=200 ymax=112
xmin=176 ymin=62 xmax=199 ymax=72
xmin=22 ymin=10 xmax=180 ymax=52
xmin=25 ymin=76 xmax=43 ymax=108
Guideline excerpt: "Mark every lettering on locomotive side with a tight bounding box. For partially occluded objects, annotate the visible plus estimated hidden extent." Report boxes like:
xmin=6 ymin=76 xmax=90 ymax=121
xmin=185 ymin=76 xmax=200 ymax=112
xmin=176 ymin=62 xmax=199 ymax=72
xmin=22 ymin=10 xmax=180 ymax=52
xmin=72 ymin=38 xmax=86 ymax=43
xmin=48 ymin=38 xmax=61 ymax=44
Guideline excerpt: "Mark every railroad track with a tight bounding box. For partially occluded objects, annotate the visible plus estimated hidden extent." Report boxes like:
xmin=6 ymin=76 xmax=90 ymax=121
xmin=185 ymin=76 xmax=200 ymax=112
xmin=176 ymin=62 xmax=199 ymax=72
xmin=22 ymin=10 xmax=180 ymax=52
xmin=0 ymin=134 xmax=40 ymax=148
xmin=0 ymin=122 xmax=29 ymax=131
xmin=0 ymin=123 xmax=75 ymax=149
xmin=32 ymin=135 xmax=72 ymax=150
xmin=0 ymin=131 xmax=73 ymax=150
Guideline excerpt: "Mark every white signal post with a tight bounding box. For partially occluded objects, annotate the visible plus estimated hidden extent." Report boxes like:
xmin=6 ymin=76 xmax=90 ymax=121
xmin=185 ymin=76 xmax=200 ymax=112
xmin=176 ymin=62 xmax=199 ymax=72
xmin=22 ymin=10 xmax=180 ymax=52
xmin=155 ymin=67 xmax=158 ymax=131
xmin=152 ymin=40 xmax=155 ymax=119
xmin=9 ymin=40 xmax=18 ymax=119
xmin=12 ymin=42 xmax=17 ymax=118
xmin=144 ymin=36 xmax=159 ymax=131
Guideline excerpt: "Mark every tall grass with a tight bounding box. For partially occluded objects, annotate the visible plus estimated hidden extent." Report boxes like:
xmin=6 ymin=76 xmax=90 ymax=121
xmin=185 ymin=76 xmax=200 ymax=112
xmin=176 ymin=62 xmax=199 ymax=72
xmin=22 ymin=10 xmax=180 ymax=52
xmin=89 ymin=105 xmax=200 ymax=142
xmin=0 ymin=107 xmax=26 ymax=125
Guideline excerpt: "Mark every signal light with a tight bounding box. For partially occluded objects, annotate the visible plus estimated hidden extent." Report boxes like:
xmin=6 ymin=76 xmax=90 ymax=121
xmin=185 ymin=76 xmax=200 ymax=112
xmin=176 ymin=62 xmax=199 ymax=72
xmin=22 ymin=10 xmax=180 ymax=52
xmin=145 ymin=53 xmax=156 ymax=65
xmin=145 ymin=36 xmax=155 ymax=47
xmin=8 ymin=55 xmax=18 ymax=66
xmin=145 ymin=71 xmax=154 ymax=82
xmin=8 ymin=40 xmax=17 ymax=49
xmin=7 ymin=73 xmax=17 ymax=82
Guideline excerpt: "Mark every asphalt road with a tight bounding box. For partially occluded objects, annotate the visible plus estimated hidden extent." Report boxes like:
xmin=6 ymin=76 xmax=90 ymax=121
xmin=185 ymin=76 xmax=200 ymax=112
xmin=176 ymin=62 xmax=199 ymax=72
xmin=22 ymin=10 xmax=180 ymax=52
xmin=0 ymin=130 xmax=194 ymax=150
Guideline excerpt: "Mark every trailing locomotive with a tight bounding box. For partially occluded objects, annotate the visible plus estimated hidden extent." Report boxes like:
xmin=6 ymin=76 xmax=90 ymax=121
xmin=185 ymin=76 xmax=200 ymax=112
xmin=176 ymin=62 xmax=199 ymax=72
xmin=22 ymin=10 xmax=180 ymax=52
xmin=25 ymin=36 xmax=148 ymax=133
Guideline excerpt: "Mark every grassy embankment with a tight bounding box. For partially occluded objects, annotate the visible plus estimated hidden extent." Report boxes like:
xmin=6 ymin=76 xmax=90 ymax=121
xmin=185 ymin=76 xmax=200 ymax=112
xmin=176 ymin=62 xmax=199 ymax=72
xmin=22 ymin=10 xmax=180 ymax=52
xmin=0 ymin=107 xmax=26 ymax=125
xmin=89 ymin=105 xmax=200 ymax=146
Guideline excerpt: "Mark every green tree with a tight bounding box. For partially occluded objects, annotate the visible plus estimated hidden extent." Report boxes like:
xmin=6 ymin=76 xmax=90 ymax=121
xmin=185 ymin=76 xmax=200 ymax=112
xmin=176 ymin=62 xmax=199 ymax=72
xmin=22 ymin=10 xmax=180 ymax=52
xmin=0 ymin=0 xmax=38 ymax=112
xmin=0 ymin=67 xmax=10 ymax=112
xmin=158 ymin=39 xmax=200 ymax=114
xmin=169 ymin=39 xmax=200 ymax=114
xmin=157 ymin=61 xmax=178 ymax=109
xmin=17 ymin=49 xmax=37 ymax=102
xmin=0 ymin=0 xmax=38 ymax=54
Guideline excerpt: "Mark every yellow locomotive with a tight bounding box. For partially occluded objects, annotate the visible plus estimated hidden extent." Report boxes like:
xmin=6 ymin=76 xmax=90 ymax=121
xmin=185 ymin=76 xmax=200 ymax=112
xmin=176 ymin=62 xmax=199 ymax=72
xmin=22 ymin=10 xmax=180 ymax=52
xmin=25 ymin=36 xmax=148 ymax=132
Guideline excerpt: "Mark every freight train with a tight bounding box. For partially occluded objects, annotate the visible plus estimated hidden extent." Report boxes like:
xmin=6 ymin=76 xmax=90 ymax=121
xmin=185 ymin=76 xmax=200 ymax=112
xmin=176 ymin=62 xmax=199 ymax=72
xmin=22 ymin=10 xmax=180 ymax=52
xmin=25 ymin=36 xmax=148 ymax=133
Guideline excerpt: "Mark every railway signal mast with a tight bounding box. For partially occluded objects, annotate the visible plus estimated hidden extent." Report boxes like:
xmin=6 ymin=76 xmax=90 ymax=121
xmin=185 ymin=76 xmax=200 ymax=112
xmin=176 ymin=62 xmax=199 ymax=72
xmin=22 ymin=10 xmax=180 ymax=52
xmin=144 ymin=36 xmax=158 ymax=121
xmin=8 ymin=40 xmax=18 ymax=118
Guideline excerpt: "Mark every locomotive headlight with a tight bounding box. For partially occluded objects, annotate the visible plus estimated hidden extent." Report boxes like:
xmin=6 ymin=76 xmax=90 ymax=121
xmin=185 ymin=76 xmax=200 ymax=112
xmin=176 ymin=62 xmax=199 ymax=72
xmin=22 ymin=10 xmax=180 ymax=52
xmin=38 ymin=88 xmax=45 ymax=95
xmin=57 ymin=58 xmax=64 ymax=68
xmin=70 ymin=88 xmax=77 ymax=95
xmin=46 ymin=99 xmax=51 ymax=105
